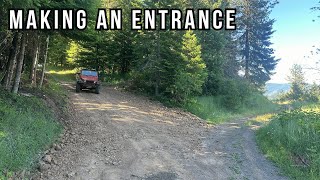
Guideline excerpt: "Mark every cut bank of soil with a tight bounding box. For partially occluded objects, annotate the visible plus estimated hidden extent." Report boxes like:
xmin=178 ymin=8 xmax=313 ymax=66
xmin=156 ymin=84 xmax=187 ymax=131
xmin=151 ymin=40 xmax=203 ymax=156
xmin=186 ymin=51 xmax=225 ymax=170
xmin=34 ymin=84 xmax=287 ymax=180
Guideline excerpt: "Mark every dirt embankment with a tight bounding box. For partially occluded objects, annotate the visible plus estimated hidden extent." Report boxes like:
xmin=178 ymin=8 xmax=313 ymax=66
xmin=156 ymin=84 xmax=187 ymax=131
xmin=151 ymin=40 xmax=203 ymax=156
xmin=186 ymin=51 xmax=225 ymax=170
xmin=33 ymin=85 xmax=287 ymax=180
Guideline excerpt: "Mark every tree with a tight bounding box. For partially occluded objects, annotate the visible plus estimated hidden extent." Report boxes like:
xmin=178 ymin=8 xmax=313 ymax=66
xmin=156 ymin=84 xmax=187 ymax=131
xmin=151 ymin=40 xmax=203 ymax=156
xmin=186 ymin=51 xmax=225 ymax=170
xmin=39 ymin=35 xmax=50 ymax=89
xmin=12 ymin=32 xmax=27 ymax=93
xmin=287 ymin=64 xmax=306 ymax=100
xmin=0 ymin=0 xmax=102 ymax=93
xmin=305 ymin=82 xmax=320 ymax=102
xmin=170 ymin=30 xmax=207 ymax=102
xmin=28 ymin=32 xmax=40 ymax=86
xmin=48 ymin=34 xmax=69 ymax=67
xmin=238 ymin=0 xmax=279 ymax=86
xmin=2 ymin=32 xmax=22 ymax=90
xmin=132 ymin=0 xmax=186 ymax=98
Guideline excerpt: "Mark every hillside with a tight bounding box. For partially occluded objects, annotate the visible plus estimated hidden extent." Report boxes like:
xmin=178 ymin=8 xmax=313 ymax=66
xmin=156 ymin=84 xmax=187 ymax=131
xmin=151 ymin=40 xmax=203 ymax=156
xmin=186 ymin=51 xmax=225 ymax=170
xmin=265 ymin=83 xmax=290 ymax=99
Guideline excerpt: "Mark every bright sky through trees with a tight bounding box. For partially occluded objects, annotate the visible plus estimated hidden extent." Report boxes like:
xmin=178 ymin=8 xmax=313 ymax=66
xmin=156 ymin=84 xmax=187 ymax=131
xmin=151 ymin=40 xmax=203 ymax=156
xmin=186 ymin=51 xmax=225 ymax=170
xmin=269 ymin=0 xmax=320 ymax=84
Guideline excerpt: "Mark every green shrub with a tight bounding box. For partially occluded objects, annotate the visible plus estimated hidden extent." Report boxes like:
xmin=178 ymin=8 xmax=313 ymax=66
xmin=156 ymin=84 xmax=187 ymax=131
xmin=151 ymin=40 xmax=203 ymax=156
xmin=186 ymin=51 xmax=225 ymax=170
xmin=257 ymin=110 xmax=320 ymax=179
xmin=219 ymin=79 xmax=257 ymax=111
xmin=220 ymin=80 xmax=242 ymax=111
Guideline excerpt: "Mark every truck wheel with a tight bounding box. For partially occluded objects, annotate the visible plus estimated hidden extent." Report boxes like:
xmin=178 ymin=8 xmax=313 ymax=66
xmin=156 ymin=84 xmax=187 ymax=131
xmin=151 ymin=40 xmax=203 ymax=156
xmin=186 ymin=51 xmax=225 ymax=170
xmin=76 ymin=83 xmax=81 ymax=93
xmin=95 ymin=85 xmax=100 ymax=94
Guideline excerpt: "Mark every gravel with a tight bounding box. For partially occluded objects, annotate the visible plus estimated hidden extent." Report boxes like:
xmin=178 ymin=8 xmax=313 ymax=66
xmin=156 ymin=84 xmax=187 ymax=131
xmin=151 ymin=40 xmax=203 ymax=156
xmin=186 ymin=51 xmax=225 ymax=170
xmin=32 ymin=85 xmax=288 ymax=180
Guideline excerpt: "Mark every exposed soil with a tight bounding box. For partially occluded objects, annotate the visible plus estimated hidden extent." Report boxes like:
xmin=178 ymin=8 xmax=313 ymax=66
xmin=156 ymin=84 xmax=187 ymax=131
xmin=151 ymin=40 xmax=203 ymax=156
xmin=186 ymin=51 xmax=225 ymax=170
xmin=33 ymin=84 xmax=288 ymax=180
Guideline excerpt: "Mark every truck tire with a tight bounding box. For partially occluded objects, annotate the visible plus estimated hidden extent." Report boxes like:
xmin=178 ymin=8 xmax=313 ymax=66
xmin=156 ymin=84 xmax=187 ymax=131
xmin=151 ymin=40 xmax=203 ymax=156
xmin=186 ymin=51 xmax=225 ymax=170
xmin=95 ymin=85 xmax=100 ymax=94
xmin=76 ymin=83 xmax=81 ymax=93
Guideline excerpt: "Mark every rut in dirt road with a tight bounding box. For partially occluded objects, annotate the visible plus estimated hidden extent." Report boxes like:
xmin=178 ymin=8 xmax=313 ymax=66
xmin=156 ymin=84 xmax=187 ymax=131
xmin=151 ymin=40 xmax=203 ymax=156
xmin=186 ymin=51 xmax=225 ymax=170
xmin=35 ymin=84 xmax=287 ymax=180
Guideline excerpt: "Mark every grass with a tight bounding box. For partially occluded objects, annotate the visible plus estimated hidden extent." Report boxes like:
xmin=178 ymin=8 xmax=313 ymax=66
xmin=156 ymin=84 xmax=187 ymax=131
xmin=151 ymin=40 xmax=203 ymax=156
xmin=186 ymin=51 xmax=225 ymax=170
xmin=47 ymin=66 xmax=129 ymax=86
xmin=0 ymin=88 xmax=63 ymax=177
xmin=0 ymin=67 xmax=72 ymax=178
xmin=256 ymin=104 xmax=320 ymax=180
xmin=184 ymin=92 xmax=279 ymax=124
xmin=48 ymin=67 xmax=78 ymax=82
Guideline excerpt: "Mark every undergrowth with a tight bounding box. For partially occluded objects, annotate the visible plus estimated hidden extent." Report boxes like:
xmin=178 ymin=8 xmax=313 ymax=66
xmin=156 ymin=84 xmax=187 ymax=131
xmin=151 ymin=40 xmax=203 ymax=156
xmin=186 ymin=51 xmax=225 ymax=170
xmin=184 ymin=92 xmax=279 ymax=124
xmin=257 ymin=107 xmax=320 ymax=179
xmin=0 ymin=89 xmax=62 ymax=177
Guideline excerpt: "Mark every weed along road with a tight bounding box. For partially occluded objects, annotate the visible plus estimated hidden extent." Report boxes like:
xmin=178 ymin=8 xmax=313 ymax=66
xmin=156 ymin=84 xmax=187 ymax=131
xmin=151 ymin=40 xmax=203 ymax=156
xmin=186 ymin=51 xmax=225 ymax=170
xmin=35 ymin=85 xmax=288 ymax=180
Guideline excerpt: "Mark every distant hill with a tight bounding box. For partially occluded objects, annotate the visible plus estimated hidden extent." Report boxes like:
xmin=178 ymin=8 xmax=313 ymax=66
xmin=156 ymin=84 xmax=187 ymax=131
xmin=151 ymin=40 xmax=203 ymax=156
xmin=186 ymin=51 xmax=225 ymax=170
xmin=265 ymin=83 xmax=290 ymax=99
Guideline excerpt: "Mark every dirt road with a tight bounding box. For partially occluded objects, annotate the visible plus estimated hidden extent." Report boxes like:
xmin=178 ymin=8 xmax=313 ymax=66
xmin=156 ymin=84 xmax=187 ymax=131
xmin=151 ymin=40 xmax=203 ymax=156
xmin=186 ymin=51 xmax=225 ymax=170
xmin=35 ymin=85 xmax=287 ymax=180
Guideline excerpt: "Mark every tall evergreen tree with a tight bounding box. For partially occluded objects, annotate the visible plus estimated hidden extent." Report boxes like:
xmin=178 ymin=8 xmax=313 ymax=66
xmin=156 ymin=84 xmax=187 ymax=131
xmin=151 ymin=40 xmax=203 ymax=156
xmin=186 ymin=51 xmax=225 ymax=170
xmin=170 ymin=30 xmax=207 ymax=102
xmin=132 ymin=0 xmax=185 ymax=97
xmin=238 ymin=0 xmax=279 ymax=86
xmin=191 ymin=0 xmax=231 ymax=95
xmin=287 ymin=64 xmax=306 ymax=100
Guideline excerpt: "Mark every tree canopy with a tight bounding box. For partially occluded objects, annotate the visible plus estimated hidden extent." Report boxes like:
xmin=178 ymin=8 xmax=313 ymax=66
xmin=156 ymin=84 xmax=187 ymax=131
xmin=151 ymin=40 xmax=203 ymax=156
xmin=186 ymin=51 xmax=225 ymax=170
xmin=0 ymin=0 xmax=279 ymax=104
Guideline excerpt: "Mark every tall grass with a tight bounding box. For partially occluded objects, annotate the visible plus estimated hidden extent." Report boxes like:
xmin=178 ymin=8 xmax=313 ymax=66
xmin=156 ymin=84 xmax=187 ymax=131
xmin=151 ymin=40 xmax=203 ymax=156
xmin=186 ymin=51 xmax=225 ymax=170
xmin=184 ymin=92 xmax=279 ymax=124
xmin=257 ymin=106 xmax=320 ymax=179
xmin=0 ymin=89 xmax=62 ymax=176
xmin=48 ymin=67 xmax=78 ymax=82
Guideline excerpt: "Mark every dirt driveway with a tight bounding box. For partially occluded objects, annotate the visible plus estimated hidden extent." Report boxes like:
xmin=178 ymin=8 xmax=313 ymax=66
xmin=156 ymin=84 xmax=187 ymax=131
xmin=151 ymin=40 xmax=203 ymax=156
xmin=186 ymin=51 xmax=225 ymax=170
xmin=35 ymin=85 xmax=287 ymax=180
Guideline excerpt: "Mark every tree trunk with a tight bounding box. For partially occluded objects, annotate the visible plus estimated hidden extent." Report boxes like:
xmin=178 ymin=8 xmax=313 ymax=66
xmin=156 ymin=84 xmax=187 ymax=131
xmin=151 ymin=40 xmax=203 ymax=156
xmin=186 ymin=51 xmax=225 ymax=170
xmin=155 ymin=30 xmax=161 ymax=97
xmin=244 ymin=0 xmax=250 ymax=80
xmin=30 ymin=34 xmax=39 ymax=86
xmin=39 ymin=35 xmax=50 ymax=89
xmin=244 ymin=29 xmax=250 ymax=79
xmin=12 ymin=32 xmax=27 ymax=94
xmin=2 ymin=32 xmax=22 ymax=90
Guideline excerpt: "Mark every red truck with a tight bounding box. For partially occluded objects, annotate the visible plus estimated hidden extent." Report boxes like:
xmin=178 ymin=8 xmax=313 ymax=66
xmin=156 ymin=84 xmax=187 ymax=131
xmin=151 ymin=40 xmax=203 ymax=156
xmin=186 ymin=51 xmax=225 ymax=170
xmin=76 ymin=69 xmax=100 ymax=94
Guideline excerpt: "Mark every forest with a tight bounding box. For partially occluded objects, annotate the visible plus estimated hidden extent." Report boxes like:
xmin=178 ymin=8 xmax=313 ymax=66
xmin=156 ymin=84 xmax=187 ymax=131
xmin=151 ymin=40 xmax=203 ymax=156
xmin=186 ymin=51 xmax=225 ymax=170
xmin=0 ymin=0 xmax=278 ymax=105
xmin=0 ymin=0 xmax=320 ymax=179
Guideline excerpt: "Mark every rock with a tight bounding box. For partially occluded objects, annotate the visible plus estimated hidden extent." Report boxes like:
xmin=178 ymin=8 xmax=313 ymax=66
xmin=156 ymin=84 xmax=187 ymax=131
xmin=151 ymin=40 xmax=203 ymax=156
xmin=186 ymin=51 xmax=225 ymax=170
xmin=66 ymin=172 xmax=76 ymax=178
xmin=54 ymin=144 xmax=62 ymax=151
xmin=52 ymin=158 xmax=58 ymax=165
xmin=50 ymin=149 xmax=56 ymax=154
xmin=39 ymin=162 xmax=51 ymax=172
xmin=43 ymin=155 xmax=52 ymax=164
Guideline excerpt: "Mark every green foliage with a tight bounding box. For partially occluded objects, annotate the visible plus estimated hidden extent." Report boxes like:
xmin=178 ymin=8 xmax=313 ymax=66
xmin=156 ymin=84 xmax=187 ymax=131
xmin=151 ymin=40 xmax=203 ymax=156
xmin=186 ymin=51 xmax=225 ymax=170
xmin=257 ymin=109 xmax=320 ymax=179
xmin=220 ymin=79 xmax=243 ymax=111
xmin=48 ymin=34 xmax=69 ymax=67
xmin=184 ymin=89 xmax=279 ymax=124
xmin=197 ymin=1 xmax=230 ymax=95
xmin=0 ymin=89 xmax=62 ymax=175
xmin=238 ymin=0 xmax=279 ymax=86
xmin=305 ymin=83 xmax=320 ymax=102
xmin=47 ymin=67 xmax=78 ymax=83
xmin=170 ymin=30 xmax=207 ymax=103
xmin=280 ymin=64 xmax=320 ymax=103
xmin=40 ymin=0 xmax=279 ymax=107
xmin=286 ymin=64 xmax=306 ymax=100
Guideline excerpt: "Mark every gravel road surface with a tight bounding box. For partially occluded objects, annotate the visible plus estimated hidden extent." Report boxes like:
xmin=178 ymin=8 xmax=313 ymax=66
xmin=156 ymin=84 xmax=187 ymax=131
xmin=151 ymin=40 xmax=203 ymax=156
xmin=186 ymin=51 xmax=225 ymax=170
xmin=34 ymin=85 xmax=287 ymax=180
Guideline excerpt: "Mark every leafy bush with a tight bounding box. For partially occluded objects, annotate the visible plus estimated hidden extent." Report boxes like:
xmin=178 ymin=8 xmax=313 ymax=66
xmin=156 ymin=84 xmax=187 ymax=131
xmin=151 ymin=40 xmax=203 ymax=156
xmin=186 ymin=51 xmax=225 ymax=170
xmin=219 ymin=79 xmax=256 ymax=111
xmin=257 ymin=109 xmax=320 ymax=179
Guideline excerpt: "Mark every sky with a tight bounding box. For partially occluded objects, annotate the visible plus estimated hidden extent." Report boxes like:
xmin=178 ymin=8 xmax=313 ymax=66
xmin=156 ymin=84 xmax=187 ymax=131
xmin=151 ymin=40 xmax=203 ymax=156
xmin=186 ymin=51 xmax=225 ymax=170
xmin=269 ymin=0 xmax=320 ymax=84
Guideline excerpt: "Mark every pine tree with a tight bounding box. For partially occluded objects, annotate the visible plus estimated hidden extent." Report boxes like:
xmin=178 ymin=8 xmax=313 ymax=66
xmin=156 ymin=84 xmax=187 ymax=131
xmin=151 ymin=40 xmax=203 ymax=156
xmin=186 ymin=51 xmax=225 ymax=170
xmin=191 ymin=0 xmax=239 ymax=95
xmin=171 ymin=30 xmax=207 ymax=102
xmin=132 ymin=0 xmax=186 ymax=97
xmin=287 ymin=64 xmax=306 ymax=100
xmin=238 ymin=0 xmax=279 ymax=86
